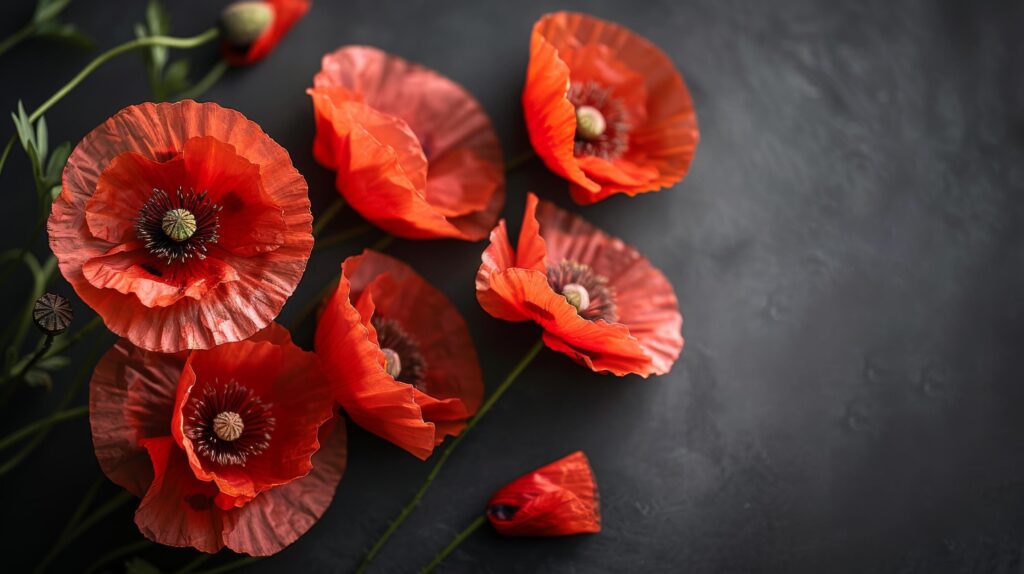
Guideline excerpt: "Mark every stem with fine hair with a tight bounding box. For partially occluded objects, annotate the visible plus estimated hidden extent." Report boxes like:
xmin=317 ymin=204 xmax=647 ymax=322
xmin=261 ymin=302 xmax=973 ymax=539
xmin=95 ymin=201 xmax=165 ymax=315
xmin=28 ymin=27 xmax=220 ymax=124
xmin=420 ymin=514 xmax=487 ymax=573
xmin=0 ymin=405 xmax=86 ymax=451
xmin=355 ymin=338 xmax=545 ymax=573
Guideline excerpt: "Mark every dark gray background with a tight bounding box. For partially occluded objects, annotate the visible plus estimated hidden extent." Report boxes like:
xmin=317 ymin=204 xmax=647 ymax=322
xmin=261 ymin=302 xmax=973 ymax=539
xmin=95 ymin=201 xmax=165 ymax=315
xmin=2 ymin=0 xmax=1024 ymax=572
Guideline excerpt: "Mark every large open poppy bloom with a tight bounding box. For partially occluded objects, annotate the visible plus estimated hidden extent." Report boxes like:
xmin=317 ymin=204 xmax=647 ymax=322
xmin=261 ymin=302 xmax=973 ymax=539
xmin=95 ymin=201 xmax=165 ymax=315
xmin=524 ymin=11 xmax=699 ymax=205
xmin=90 ymin=323 xmax=344 ymax=555
xmin=315 ymin=250 xmax=483 ymax=460
xmin=308 ymin=46 xmax=505 ymax=240
xmin=487 ymin=451 xmax=600 ymax=536
xmin=49 ymin=100 xmax=312 ymax=352
xmin=220 ymin=0 xmax=312 ymax=66
xmin=476 ymin=193 xmax=683 ymax=377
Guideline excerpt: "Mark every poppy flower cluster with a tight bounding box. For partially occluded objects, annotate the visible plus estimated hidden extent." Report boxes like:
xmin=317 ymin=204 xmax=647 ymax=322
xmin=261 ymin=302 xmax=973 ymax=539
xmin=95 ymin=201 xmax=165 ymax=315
xmin=39 ymin=5 xmax=695 ymax=564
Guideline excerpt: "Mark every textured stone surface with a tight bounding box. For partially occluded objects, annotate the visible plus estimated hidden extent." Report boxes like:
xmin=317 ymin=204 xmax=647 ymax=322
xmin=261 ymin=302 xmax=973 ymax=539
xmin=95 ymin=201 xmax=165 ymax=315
xmin=2 ymin=0 xmax=1023 ymax=572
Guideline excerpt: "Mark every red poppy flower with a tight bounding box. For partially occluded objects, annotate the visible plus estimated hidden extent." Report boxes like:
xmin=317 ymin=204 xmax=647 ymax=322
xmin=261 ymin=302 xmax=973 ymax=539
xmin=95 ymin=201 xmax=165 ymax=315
xmin=220 ymin=0 xmax=311 ymax=66
xmin=90 ymin=323 xmax=344 ymax=555
xmin=523 ymin=11 xmax=699 ymax=205
xmin=315 ymin=250 xmax=483 ymax=460
xmin=49 ymin=100 xmax=312 ymax=353
xmin=308 ymin=46 xmax=505 ymax=240
xmin=476 ymin=193 xmax=683 ymax=377
xmin=487 ymin=451 xmax=600 ymax=536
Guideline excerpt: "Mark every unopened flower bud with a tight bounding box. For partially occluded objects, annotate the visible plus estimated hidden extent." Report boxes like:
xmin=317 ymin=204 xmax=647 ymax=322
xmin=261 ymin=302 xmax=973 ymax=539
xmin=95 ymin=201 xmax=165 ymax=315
xmin=221 ymin=1 xmax=274 ymax=47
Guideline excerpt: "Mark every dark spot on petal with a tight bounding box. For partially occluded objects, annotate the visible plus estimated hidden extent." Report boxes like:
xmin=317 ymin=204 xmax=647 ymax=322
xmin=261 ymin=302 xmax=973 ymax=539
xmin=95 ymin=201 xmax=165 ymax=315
xmin=488 ymin=504 xmax=519 ymax=521
xmin=523 ymin=302 xmax=555 ymax=322
xmin=141 ymin=263 xmax=163 ymax=277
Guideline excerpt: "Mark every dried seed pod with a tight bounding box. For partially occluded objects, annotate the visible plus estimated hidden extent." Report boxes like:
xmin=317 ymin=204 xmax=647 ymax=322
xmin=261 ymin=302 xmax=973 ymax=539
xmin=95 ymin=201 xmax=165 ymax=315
xmin=33 ymin=293 xmax=73 ymax=335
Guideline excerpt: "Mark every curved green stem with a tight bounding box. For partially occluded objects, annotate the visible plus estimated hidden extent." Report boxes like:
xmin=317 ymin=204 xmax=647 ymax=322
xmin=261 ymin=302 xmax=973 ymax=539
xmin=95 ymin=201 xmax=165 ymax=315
xmin=312 ymin=197 xmax=347 ymax=237
xmin=504 ymin=150 xmax=535 ymax=173
xmin=0 ymin=405 xmax=86 ymax=452
xmin=313 ymin=222 xmax=372 ymax=252
xmin=82 ymin=540 xmax=154 ymax=574
xmin=420 ymin=515 xmax=486 ymax=573
xmin=29 ymin=27 xmax=220 ymax=124
xmin=175 ymin=59 xmax=229 ymax=101
xmin=34 ymin=488 xmax=134 ymax=573
xmin=193 ymin=557 xmax=260 ymax=574
xmin=355 ymin=339 xmax=545 ymax=573
xmin=0 ymin=20 xmax=38 ymax=58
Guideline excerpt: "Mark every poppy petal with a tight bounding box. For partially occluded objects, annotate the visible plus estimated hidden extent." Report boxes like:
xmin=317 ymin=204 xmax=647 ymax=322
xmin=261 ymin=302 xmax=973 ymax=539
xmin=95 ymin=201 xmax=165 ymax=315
xmin=310 ymin=46 xmax=504 ymax=240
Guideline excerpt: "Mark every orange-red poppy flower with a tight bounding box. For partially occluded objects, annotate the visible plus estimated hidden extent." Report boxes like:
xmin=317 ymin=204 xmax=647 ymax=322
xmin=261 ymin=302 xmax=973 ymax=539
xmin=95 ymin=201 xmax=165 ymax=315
xmin=49 ymin=100 xmax=312 ymax=353
xmin=476 ymin=193 xmax=683 ymax=377
xmin=523 ymin=11 xmax=699 ymax=205
xmin=308 ymin=46 xmax=505 ymax=240
xmin=90 ymin=323 xmax=344 ymax=556
xmin=487 ymin=451 xmax=600 ymax=536
xmin=315 ymin=250 xmax=483 ymax=460
xmin=220 ymin=0 xmax=311 ymax=66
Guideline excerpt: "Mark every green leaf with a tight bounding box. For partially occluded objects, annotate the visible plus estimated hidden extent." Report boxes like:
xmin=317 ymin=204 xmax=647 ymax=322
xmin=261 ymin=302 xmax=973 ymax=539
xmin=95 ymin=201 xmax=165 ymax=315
xmin=35 ymin=116 xmax=48 ymax=164
xmin=145 ymin=0 xmax=169 ymax=36
xmin=33 ymin=0 xmax=71 ymax=24
xmin=12 ymin=101 xmax=33 ymax=149
xmin=24 ymin=369 xmax=53 ymax=390
xmin=34 ymin=355 xmax=70 ymax=371
xmin=45 ymin=141 xmax=70 ymax=181
xmin=124 ymin=557 xmax=162 ymax=574
xmin=162 ymin=59 xmax=191 ymax=93
xmin=37 ymin=22 xmax=95 ymax=50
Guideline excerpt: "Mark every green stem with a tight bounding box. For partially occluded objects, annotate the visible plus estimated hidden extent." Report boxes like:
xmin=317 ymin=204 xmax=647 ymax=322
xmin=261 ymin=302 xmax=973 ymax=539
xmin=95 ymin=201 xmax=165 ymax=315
xmin=0 ymin=405 xmax=85 ymax=452
xmin=175 ymin=59 xmax=229 ymax=101
xmin=8 ymin=332 xmax=53 ymax=382
xmin=0 ymin=20 xmax=38 ymax=58
xmin=287 ymin=275 xmax=339 ymax=332
xmin=313 ymin=222 xmax=373 ymax=252
xmin=0 ymin=134 xmax=14 ymax=176
xmin=34 ymin=489 xmax=135 ymax=573
xmin=174 ymin=553 xmax=213 ymax=574
xmin=420 ymin=515 xmax=487 ymax=574
xmin=504 ymin=150 xmax=535 ymax=172
xmin=312 ymin=197 xmax=347 ymax=237
xmin=0 ymin=335 xmax=106 ymax=476
xmin=4 ymin=314 xmax=103 ymax=385
xmin=193 ymin=557 xmax=260 ymax=574
xmin=47 ymin=314 xmax=104 ymax=358
xmin=355 ymin=339 xmax=545 ymax=573
xmin=82 ymin=540 xmax=154 ymax=574
xmin=29 ymin=27 xmax=220 ymax=124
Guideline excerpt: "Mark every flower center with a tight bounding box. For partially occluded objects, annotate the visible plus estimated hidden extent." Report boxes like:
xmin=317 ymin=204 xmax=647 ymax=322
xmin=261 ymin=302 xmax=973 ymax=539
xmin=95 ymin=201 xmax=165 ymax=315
xmin=561 ymin=283 xmax=591 ymax=312
xmin=381 ymin=348 xmax=403 ymax=379
xmin=184 ymin=380 xmax=275 ymax=466
xmin=575 ymin=106 xmax=606 ymax=140
xmin=162 ymin=208 xmax=197 ymax=242
xmin=212 ymin=411 xmax=244 ymax=441
xmin=547 ymin=260 xmax=618 ymax=322
xmin=568 ymin=81 xmax=630 ymax=160
xmin=136 ymin=188 xmax=222 ymax=264
xmin=371 ymin=317 xmax=428 ymax=390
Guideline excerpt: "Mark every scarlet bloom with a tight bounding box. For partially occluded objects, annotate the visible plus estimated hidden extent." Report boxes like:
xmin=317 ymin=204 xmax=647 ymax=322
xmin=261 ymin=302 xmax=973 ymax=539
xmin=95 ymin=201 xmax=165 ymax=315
xmin=315 ymin=250 xmax=483 ymax=460
xmin=49 ymin=100 xmax=313 ymax=352
xmin=487 ymin=451 xmax=600 ymax=536
xmin=90 ymin=323 xmax=344 ymax=555
xmin=220 ymin=0 xmax=311 ymax=66
xmin=523 ymin=11 xmax=699 ymax=205
xmin=476 ymin=193 xmax=683 ymax=377
xmin=308 ymin=46 xmax=505 ymax=240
